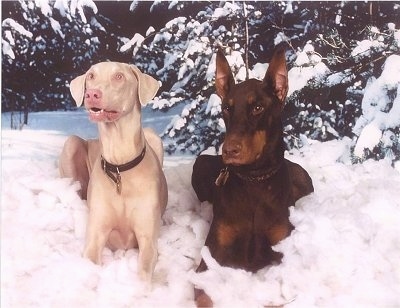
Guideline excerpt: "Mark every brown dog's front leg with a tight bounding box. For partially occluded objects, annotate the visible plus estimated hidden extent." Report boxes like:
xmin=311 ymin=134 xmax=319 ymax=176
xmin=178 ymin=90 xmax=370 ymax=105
xmin=194 ymin=287 xmax=213 ymax=307
xmin=194 ymin=259 xmax=214 ymax=307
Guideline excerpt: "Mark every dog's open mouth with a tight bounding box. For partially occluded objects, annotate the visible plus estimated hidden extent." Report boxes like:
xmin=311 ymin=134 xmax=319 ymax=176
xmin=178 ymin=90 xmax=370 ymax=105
xmin=89 ymin=107 xmax=118 ymax=114
xmin=87 ymin=107 xmax=120 ymax=122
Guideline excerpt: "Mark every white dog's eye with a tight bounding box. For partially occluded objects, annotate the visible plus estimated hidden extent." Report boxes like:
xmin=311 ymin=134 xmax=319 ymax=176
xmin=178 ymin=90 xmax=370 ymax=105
xmin=115 ymin=73 xmax=124 ymax=80
xmin=87 ymin=72 xmax=94 ymax=80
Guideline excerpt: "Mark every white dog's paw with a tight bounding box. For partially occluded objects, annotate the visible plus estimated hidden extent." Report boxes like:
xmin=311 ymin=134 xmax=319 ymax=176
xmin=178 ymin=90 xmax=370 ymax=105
xmin=137 ymin=268 xmax=153 ymax=293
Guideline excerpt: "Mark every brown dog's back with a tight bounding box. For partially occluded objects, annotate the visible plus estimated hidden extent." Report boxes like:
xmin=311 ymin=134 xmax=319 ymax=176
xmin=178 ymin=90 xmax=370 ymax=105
xmin=286 ymin=159 xmax=314 ymax=201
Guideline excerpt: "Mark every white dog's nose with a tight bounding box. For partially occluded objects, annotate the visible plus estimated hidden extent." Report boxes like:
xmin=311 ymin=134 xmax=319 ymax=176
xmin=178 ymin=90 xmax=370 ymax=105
xmin=85 ymin=89 xmax=102 ymax=100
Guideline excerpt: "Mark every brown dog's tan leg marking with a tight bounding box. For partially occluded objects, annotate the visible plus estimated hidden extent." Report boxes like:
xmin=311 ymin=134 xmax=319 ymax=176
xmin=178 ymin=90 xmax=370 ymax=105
xmin=266 ymin=223 xmax=291 ymax=246
xmin=195 ymin=287 xmax=213 ymax=307
xmin=217 ymin=222 xmax=239 ymax=247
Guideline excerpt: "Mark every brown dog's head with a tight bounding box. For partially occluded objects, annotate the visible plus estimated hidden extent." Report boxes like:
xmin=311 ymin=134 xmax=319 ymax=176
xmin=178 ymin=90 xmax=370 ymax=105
xmin=215 ymin=47 xmax=288 ymax=166
xmin=69 ymin=62 xmax=159 ymax=122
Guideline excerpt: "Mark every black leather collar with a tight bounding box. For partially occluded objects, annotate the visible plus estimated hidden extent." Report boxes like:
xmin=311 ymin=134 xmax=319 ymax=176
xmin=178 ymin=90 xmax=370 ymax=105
xmin=215 ymin=161 xmax=283 ymax=186
xmin=101 ymin=146 xmax=146 ymax=194
xmin=234 ymin=162 xmax=283 ymax=183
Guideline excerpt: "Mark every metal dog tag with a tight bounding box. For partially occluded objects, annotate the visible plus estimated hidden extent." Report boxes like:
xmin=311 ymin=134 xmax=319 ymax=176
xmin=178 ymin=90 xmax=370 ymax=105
xmin=215 ymin=167 xmax=229 ymax=186
xmin=116 ymin=171 xmax=122 ymax=194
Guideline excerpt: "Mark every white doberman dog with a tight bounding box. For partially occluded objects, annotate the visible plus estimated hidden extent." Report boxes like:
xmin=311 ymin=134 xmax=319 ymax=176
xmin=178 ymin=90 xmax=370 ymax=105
xmin=59 ymin=62 xmax=168 ymax=287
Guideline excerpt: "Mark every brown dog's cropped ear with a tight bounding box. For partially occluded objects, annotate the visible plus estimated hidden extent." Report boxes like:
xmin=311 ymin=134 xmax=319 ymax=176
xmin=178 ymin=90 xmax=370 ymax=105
xmin=70 ymin=74 xmax=86 ymax=107
xmin=215 ymin=48 xmax=235 ymax=100
xmin=263 ymin=46 xmax=288 ymax=106
xmin=130 ymin=65 xmax=160 ymax=106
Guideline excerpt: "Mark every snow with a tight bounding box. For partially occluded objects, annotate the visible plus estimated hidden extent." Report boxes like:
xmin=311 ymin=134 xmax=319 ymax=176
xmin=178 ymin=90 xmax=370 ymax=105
xmin=146 ymin=26 xmax=155 ymax=37
xmin=284 ymin=42 xmax=331 ymax=97
xmin=211 ymin=2 xmax=240 ymax=18
xmin=166 ymin=17 xmax=187 ymax=30
xmin=129 ymin=1 xmax=139 ymax=12
xmin=54 ymin=0 xmax=69 ymax=17
xmin=250 ymin=63 xmax=268 ymax=80
xmin=120 ymin=33 xmax=145 ymax=53
xmin=168 ymin=1 xmax=179 ymax=10
xmin=351 ymin=39 xmax=385 ymax=60
xmin=275 ymin=31 xmax=290 ymax=45
xmin=284 ymin=1 xmax=293 ymax=15
xmin=70 ymin=0 xmax=97 ymax=24
xmin=205 ymin=94 xmax=222 ymax=117
xmin=49 ymin=17 xmax=64 ymax=39
xmin=353 ymin=55 xmax=400 ymax=156
xmin=35 ymin=0 xmax=52 ymax=17
xmin=2 ymin=18 xmax=33 ymax=39
xmin=2 ymin=39 xmax=15 ymax=60
xmin=353 ymin=123 xmax=383 ymax=158
xmin=157 ymin=53 xmax=179 ymax=76
xmin=2 ymin=110 xmax=400 ymax=307
xmin=288 ymin=62 xmax=330 ymax=97
xmin=294 ymin=43 xmax=321 ymax=67
xmin=395 ymin=29 xmax=400 ymax=46
xmin=294 ymin=51 xmax=309 ymax=66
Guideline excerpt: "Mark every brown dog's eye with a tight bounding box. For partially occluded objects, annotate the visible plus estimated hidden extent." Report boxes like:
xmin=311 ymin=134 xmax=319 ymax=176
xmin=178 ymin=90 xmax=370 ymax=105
xmin=222 ymin=103 xmax=231 ymax=115
xmin=252 ymin=104 xmax=264 ymax=116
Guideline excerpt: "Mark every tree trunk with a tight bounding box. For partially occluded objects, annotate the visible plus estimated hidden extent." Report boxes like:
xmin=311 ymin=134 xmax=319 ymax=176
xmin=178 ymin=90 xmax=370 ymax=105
xmin=23 ymin=101 xmax=29 ymax=126
xmin=243 ymin=1 xmax=249 ymax=80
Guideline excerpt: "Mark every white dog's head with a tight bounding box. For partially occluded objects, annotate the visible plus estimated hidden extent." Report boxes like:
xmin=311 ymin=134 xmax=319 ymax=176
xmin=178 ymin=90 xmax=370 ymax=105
xmin=70 ymin=62 xmax=159 ymax=122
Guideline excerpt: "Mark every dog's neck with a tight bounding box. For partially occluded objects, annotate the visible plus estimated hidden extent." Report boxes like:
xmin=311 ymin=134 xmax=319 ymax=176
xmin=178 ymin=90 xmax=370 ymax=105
xmin=231 ymin=133 xmax=285 ymax=177
xmin=97 ymin=107 xmax=145 ymax=165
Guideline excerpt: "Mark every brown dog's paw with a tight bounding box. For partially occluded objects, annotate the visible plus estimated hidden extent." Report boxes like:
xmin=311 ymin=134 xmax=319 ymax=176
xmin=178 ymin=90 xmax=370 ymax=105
xmin=194 ymin=287 xmax=213 ymax=307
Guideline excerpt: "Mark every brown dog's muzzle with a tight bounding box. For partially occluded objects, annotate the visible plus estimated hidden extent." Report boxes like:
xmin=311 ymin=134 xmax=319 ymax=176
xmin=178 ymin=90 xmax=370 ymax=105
xmin=222 ymin=136 xmax=242 ymax=163
xmin=222 ymin=130 xmax=267 ymax=166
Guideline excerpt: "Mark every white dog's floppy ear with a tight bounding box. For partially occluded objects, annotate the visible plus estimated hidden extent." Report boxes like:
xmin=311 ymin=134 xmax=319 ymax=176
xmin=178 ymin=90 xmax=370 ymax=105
xmin=130 ymin=65 xmax=160 ymax=106
xmin=70 ymin=74 xmax=86 ymax=107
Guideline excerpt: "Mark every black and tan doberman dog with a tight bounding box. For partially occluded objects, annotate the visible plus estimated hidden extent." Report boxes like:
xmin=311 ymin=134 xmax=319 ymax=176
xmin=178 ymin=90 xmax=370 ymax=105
xmin=191 ymin=46 xmax=314 ymax=306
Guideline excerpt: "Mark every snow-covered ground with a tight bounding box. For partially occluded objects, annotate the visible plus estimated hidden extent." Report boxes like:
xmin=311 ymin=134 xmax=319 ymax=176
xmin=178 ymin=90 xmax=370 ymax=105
xmin=1 ymin=110 xmax=400 ymax=307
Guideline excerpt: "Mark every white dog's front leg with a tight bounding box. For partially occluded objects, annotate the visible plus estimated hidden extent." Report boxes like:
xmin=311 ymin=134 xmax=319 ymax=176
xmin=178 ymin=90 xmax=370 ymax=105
xmin=83 ymin=212 xmax=111 ymax=264
xmin=132 ymin=207 xmax=161 ymax=288
xmin=137 ymin=235 xmax=158 ymax=286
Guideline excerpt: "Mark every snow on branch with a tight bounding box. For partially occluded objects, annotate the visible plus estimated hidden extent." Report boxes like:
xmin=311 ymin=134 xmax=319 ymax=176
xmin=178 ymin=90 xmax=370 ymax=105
xmin=2 ymin=19 xmax=33 ymax=39
xmin=70 ymin=0 xmax=97 ymax=23
xmin=120 ymin=33 xmax=145 ymax=53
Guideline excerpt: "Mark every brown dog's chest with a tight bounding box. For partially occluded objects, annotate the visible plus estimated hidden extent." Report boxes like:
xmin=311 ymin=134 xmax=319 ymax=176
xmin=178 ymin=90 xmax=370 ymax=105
xmin=206 ymin=169 xmax=294 ymax=272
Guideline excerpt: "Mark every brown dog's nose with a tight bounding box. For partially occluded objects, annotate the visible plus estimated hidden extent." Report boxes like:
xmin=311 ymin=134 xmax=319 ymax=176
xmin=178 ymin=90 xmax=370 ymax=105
xmin=85 ymin=89 xmax=102 ymax=100
xmin=222 ymin=141 xmax=242 ymax=158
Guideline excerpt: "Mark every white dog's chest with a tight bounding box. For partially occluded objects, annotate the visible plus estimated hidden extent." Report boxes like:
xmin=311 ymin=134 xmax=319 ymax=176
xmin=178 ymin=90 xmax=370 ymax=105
xmin=108 ymin=227 xmax=136 ymax=250
xmin=107 ymin=207 xmax=138 ymax=249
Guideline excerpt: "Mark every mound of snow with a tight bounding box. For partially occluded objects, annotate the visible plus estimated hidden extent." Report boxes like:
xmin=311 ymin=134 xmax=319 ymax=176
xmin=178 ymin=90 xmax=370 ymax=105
xmin=1 ymin=111 xmax=400 ymax=307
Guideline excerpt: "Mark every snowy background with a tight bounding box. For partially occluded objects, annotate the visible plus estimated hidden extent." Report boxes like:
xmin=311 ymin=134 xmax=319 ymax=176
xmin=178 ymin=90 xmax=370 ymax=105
xmin=2 ymin=1 xmax=400 ymax=307
xmin=3 ymin=1 xmax=400 ymax=159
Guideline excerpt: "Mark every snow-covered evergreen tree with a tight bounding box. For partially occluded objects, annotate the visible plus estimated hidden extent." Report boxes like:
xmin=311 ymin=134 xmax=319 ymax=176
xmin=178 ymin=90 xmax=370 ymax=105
xmin=1 ymin=0 xmax=120 ymax=116
xmin=2 ymin=1 xmax=400 ymax=164
xmin=126 ymin=1 xmax=400 ymax=164
xmin=282 ymin=5 xmax=400 ymax=164
xmin=128 ymin=2 xmax=290 ymax=153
